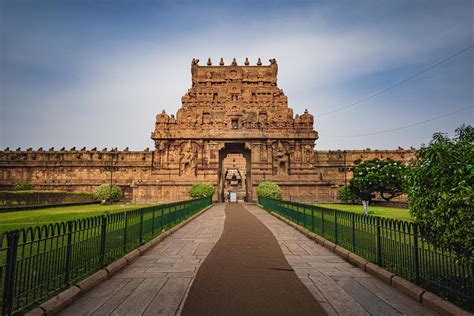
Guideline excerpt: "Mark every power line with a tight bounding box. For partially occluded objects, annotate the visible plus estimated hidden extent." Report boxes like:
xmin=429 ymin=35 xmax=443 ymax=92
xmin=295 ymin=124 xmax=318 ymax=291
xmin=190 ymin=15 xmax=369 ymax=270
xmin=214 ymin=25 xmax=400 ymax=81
xmin=318 ymin=44 xmax=474 ymax=117
xmin=320 ymin=106 xmax=473 ymax=138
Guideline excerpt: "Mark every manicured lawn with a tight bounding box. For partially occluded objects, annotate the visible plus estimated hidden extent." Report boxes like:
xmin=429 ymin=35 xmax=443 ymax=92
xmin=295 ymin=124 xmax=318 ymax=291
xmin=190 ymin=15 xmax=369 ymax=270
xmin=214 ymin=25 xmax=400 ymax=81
xmin=0 ymin=203 xmax=157 ymax=233
xmin=314 ymin=203 xmax=412 ymax=221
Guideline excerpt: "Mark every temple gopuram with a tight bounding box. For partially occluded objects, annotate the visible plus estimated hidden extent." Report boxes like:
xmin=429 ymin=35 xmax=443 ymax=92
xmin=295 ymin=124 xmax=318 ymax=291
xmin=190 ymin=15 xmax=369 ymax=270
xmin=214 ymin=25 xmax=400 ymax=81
xmin=0 ymin=58 xmax=415 ymax=202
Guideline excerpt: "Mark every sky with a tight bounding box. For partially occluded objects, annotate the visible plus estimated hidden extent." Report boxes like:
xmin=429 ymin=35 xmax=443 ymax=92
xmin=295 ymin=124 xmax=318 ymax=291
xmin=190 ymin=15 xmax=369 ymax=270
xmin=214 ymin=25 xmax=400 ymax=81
xmin=0 ymin=0 xmax=472 ymax=150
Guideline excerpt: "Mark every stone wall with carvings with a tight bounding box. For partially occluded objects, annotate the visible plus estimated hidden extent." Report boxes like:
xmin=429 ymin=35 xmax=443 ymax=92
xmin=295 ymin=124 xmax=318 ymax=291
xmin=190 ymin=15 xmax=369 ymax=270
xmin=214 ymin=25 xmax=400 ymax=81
xmin=0 ymin=147 xmax=414 ymax=202
xmin=0 ymin=58 xmax=416 ymax=202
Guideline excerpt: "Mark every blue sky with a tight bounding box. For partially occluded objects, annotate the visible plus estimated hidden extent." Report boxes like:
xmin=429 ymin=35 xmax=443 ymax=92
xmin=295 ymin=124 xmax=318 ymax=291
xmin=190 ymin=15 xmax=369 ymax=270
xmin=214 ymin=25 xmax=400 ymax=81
xmin=0 ymin=0 xmax=472 ymax=150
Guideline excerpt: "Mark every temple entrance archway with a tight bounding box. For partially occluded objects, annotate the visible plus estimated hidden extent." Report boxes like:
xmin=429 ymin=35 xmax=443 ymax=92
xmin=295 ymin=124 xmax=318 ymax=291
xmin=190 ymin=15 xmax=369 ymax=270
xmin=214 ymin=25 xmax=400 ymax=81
xmin=218 ymin=143 xmax=251 ymax=202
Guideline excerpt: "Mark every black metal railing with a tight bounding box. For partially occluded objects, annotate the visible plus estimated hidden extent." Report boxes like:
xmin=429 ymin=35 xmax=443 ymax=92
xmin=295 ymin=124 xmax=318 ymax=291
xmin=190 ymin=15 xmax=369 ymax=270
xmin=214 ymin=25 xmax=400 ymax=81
xmin=259 ymin=196 xmax=473 ymax=311
xmin=0 ymin=197 xmax=212 ymax=315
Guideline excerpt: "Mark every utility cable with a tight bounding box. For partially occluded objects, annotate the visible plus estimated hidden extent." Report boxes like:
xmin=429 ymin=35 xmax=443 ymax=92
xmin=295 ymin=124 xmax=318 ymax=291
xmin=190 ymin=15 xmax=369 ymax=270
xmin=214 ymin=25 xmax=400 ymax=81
xmin=317 ymin=44 xmax=474 ymax=117
xmin=320 ymin=105 xmax=473 ymax=137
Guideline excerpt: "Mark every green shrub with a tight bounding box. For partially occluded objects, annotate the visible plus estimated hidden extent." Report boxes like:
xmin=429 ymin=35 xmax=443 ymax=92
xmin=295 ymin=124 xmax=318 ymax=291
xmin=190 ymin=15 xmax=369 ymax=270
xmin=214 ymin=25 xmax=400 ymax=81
xmin=337 ymin=185 xmax=358 ymax=203
xmin=256 ymin=181 xmax=282 ymax=199
xmin=14 ymin=181 xmax=33 ymax=191
xmin=189 ymin=183 xmax=215 ymax=198
xmin=94 ymin=184 xmax=122 ymax=202
xmin=406 ymin=125 xmax=473 ymax=261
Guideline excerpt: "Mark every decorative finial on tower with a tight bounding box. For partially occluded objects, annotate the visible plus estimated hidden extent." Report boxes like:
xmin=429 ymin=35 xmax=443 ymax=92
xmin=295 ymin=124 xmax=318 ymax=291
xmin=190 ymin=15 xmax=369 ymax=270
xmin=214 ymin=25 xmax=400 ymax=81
xmin=162 ymin=109 xmax=166 ymax=114
xmin=231 ymin=57 xmax=237 ymax=66
xmin=244 ymin=57 xmax=249 ymax=66
xmin=257 ymin=57 xmax=262 ymax=66
xmin=207 ymin=58 xmax=212 ymax=66
xmin=219 ymin=57 xmax=224 ymax=66
xmin=304 ymin=109 xmax=308 ymax=113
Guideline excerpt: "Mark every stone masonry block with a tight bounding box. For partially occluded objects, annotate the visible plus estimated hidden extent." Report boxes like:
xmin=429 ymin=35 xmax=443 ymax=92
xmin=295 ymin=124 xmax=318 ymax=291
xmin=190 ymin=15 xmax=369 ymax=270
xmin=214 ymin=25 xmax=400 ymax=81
xmin=313 ymin=234 xmax=326 ymax=246
xmin=347 ymin=253 xmax=368 ymax=271
xmin=365 ymin=263 xmax=394 ymax=284
xmin=391 ymin=276 xmax=425 ymax=302
xmin=422 ymin=291 xmax=471 ymax=316
xmin=138 ymin=242 xmax=153 ymax=255
xmin=25 ymin=308 xmax=45 ymax=316
xmin=334 ymin=246 xmax=350 ymax=260
xmin=124 ymin=249 xmax=141 ymax=264
xmin=76 ymin=270 xmax=108 ymax=293
xmin=105 ymin=258 xmax=127 ymax=277
xmin=323 ymin=240 xmax=336 ymax=252
xmin=40 ymin=286 xmax=81 ymax=315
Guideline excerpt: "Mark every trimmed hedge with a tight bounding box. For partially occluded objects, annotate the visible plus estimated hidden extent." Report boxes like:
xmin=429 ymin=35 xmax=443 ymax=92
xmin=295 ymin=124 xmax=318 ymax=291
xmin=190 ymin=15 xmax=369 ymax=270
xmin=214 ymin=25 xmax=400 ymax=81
xmin=189 ymin=183 xmax=215 ymax=198
xmin=94 ymin=184 xmax=122 ymax=202
xmin=256 ymin=181 xmax=282 ymax=199
xmin=0 ymin=191 xmax=95 ymax=207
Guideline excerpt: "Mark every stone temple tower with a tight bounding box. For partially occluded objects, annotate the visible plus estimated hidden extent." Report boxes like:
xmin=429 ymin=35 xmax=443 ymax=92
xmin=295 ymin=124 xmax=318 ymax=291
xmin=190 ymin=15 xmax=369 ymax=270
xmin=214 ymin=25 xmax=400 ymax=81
xmin=150 ymin=57 xmax=319 ymax=201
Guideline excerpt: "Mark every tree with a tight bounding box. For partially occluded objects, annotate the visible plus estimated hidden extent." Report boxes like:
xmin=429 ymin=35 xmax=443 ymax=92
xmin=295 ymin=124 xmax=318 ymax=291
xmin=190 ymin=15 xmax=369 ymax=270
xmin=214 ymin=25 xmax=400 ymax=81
xmin=189 ymin=183 xmax=215 ymax=198
xmin=349 ymin=158 xmax=407 ymax=201
xmin=337 ymin=184 xmax=358 ymax=203
xmin=256 ymin=181 xmax=282 ymax=199
xmin=94 ymin=184 xmax=122 ymax=202
xmin=406 ymin=125 xmax=473 ymax=260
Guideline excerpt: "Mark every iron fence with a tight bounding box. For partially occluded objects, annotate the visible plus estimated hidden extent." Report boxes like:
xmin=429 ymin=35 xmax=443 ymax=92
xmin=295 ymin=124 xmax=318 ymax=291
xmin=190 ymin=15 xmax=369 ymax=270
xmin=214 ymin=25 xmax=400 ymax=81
xmin=0 ymin=197 xmax=211 ymax=315
xmin=259 ymin=196 xmax=473 ymax=311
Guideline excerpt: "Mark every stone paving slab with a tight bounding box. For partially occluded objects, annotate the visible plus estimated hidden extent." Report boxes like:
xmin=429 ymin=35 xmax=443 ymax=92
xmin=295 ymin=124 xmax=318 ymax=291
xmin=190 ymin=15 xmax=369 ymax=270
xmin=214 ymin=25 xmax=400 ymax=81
xmin=59 ymin=204 xmax=225 ymax=316
xmin=245 ymin=204 xmax=439 ymax=316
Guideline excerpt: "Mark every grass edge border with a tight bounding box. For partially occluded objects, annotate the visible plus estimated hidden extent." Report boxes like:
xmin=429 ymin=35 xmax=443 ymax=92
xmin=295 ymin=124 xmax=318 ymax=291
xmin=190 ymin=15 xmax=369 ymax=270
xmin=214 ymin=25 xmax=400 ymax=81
xmin=258 ymin=204 xmax=471 ymax=316
xmin=25 ymin=203 xmax=214 ymax=316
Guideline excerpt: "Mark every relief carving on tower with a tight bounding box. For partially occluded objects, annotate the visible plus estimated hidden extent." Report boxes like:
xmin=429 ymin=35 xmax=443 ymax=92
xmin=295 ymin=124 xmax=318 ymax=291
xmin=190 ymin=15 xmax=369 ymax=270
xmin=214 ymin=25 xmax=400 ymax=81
xmin=179 ymin=142 xmax=197 ymax=176
xmin=273 ymin=141 xmax=290 ymax=175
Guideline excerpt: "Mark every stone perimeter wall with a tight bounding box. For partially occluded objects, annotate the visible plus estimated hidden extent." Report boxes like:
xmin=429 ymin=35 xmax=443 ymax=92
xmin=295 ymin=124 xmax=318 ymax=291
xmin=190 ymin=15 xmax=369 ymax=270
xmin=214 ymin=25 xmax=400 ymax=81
xmin=0 ymin=147 xmax=414 ymax=203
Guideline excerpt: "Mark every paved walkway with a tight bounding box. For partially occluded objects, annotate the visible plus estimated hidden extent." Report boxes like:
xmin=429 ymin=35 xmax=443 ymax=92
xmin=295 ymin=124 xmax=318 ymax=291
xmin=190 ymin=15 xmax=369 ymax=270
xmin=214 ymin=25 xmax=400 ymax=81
xmin=60 ymin=204 xmax=226 ymax=316
xmin=182 ymin=203 xmax=326 ymax=315
xmin=245 ymin=204 xmax=437 ymax=316
xmin=60 ymin=203 xmax=437 ymax=315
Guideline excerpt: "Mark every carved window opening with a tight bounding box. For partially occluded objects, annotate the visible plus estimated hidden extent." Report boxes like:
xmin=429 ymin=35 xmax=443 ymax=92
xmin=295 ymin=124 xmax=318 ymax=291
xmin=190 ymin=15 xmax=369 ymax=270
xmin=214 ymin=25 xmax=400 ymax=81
xmin=232 ymin=119 xmax=238 ymax=129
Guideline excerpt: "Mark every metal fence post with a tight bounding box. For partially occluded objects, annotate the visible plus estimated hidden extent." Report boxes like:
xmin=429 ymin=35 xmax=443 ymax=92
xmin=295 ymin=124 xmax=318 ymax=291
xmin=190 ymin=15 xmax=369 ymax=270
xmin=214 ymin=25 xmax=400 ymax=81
xmin=311 ymin=209 xmax=315 ymax=232
xmin=376 ymin=217 xmax=382 ymax=266
xmin=160 ymin=208 xmax=164 ymax=230
xmin=2 ymin=230 xmax=20 ymax=316
xmin=139 ymin=209 xmax=144 ymax=244
xmin=334 ymin=211 xmax=338 ymax=244
xmin=64 ymin=221 xmax=74 ymax=285
xmin=413 ymin=224 xmax=420 ymax=285
xmin=151 ymin=209 xmax=155 ymax=236
xmin=321 ymin=208 xmax=325 ymax=236
xmin=123 ymin=212 xmax=128 ymax=252
xmin=351 ymin=212 xmax=356 ymax=252
xmin=99 ymin=215 xmax=107 ymax=268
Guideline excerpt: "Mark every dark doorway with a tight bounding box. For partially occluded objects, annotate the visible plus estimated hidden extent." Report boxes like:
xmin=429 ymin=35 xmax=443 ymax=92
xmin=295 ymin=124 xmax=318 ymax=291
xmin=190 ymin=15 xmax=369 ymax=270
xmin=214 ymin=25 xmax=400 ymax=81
xmin=218 ymin=143 xmax=251 ymax=202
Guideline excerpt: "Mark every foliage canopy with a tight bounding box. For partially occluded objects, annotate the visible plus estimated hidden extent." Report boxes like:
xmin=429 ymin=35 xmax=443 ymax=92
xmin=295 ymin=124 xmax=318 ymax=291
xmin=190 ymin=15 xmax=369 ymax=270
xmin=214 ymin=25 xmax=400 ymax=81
xmin=94 ymin=184 xmax=122 ymax=202
xmin=349 ymin=158 xmax=408 ymax=201
xmin=189 ymin=183 xmax=215 ymax=198
xmin=406 ymin=125 xmax=473 ymax=260
xmin=256 ymin=181 xmax=282 ymax=199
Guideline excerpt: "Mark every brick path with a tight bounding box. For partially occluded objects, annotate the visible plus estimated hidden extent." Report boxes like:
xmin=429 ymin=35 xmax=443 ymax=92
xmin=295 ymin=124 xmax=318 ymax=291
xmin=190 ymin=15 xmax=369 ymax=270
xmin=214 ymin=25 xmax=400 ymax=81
xmin=60 ymin=203 xmax=437 ymax=315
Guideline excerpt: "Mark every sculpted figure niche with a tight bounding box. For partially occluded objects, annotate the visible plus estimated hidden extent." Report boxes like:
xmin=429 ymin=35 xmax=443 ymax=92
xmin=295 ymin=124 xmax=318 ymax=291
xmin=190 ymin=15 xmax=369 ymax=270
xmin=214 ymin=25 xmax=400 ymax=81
xmin=179 ymin=142 xmax=196 ymax=176
xmin=273 ymin=141 xmax=289 ymax=175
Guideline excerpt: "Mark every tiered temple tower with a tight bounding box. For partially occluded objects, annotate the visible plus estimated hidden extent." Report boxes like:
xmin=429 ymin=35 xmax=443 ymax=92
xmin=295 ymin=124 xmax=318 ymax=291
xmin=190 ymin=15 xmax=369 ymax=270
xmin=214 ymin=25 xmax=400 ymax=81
xmin=150 ymin=57 xmax=319 ymax=201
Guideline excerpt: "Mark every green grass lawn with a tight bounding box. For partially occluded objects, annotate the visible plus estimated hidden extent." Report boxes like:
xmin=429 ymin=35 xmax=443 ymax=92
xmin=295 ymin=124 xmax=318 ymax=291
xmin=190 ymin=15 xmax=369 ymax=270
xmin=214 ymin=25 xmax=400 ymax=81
xmin=0 ymin=203 xmax=156 ymax=233
xmin=314 ymin=203 xmax=412 ymax=221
